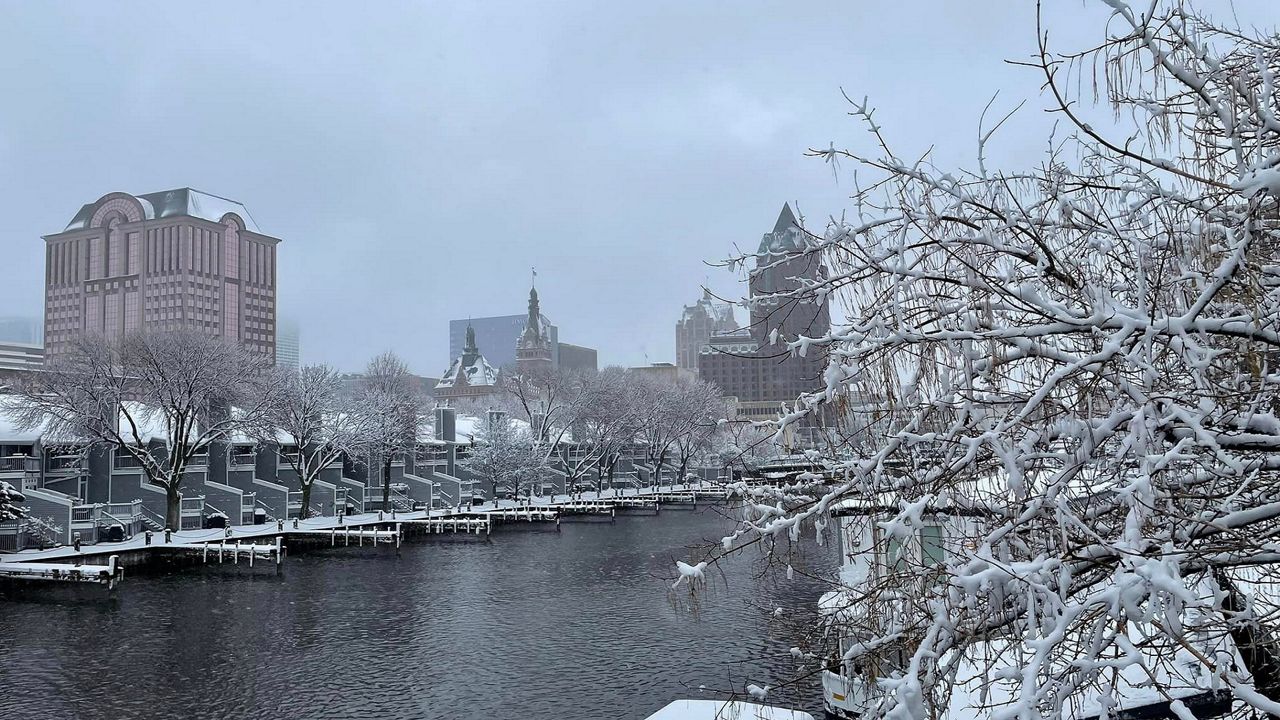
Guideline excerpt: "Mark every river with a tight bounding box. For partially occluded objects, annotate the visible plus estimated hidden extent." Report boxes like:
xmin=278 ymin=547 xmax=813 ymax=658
xmin=0 ymin=506 xmax=836 ymax=720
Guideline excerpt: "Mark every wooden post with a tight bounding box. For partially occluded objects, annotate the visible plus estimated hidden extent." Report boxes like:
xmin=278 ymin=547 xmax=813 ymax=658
xmin=276 ymin=536 xmax=283 ymax=567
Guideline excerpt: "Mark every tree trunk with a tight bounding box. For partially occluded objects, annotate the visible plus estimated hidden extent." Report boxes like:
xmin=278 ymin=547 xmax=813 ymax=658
xmin=300 ymin=481 xmax=313 ymax=520
xmin=678 ymin=459 xmax=688 ymax=487
xmin=491 ymin=478 xmax=499 ymax=507
xmin=381 ymin=457 xmax=393 ymax=511
xmin=165 ymin=485 xmax=181 ymax=531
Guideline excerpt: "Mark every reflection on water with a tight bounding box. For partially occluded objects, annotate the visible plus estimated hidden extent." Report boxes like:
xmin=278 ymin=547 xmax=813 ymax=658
xmin=0 ymin=506 xmax=836 ymax=720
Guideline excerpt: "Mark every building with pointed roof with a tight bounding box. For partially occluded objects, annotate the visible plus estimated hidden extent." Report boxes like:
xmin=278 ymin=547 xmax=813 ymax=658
xmin=515 ymin=283 xmax=555 ymax=375
xmin=698 ymin=204 xmax=830 ymax=424
xmin=435 ymin=323 xmax=501 ymax=403
xmin=43 ymin=188 xmax=281 ymax=359
xmin=677 ymin=288 xmax=739 ymax=375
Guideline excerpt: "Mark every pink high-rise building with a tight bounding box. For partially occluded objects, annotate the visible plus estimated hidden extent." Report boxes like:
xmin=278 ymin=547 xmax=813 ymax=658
xmin=43 ymin=188 xmax=282 ymax=360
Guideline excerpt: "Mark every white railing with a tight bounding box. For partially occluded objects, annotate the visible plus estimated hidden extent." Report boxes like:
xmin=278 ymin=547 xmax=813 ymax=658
xmin=140 ymin=505 xmax=166 ymax=530
xmin=255 ymin=499 xmax=278 ymax=522
xmin=104 ymin=500 xmax=143 ymax=519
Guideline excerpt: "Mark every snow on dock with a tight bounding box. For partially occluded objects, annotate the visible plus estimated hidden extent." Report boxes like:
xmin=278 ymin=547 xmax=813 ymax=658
xmin=0 ymin=555 xmax=123 ymax=589
xmin=644 ymin=699 xmax=815 ymax=720
xmin=0 ymin=482 xmax=733 ymax=586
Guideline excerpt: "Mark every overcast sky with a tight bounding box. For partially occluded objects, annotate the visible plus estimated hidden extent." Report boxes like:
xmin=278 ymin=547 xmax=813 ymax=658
xmin=0 ymin=1 xmax=1270 ymax=375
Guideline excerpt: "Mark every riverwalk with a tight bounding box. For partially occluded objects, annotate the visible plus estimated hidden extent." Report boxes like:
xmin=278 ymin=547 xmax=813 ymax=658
xmin=0 ymin=482 xmax=734 ymax=586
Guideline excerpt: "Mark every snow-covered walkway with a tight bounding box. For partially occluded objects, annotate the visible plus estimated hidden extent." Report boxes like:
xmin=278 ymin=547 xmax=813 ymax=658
xmin=3 ymin=482 xmax=730 ymax=568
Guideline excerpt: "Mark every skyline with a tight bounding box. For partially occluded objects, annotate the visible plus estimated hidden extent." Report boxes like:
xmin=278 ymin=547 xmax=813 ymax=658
xmin=0 ymin=1 xmax=1268 ymax=376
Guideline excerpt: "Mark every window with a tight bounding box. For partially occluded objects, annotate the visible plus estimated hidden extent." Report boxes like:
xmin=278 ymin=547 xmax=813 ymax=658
xmin=920 ymin=525 xmax=945 ymax=566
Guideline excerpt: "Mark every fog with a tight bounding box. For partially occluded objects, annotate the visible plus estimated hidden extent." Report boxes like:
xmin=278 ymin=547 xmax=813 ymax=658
xmin=0 ymin=0 xmax=1267 ymax=373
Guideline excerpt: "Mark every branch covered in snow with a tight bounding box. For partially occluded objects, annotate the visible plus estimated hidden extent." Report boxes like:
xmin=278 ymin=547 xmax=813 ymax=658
xmin=722 ymin=2 xmax=1280 ymax=717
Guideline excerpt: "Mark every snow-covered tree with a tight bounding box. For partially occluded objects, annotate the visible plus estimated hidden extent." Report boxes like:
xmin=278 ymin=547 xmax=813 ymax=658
xmin=630 ymin=374 xmax=724 ymax=486
xmin=462 ymin=416 xmax=545 ymax=504
xmin=501 ymin=366 xmax=591 ymax=452
xmin=0 ymin=480 xmax=24 ymax=521
xmin=717 ymin=2 xmax=1280 ymax=716
xmin=263 ymin=364 xmax=369 ymax=518
xmin=563 ymin=367 xmax=640 ymax=493
xmin=669 ymin=379 xmax=725 ymax=484
xmin=4 ymin=330 xmax=276 ymax=529
xmin=355 ymin=352 xmax=421 ymax=511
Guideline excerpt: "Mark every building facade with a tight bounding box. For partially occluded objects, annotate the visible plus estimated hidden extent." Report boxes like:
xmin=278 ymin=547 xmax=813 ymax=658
xmin=698 ymin=204 xmax=830 ymax=422
xmin=630 ymin=362 xmax=695 ymax=384
xmin=43 ymin=188 xmax=282 ymax=360
xmin=0 ymin=342 xmax=44 ymax=371
xmin=557 ymin=343 xmax=598 ymax=373
xmin=0 ymin=317 xmax=43 ymax=345
xmin=676 ymin=289 xmax=738 ymax=374
xmin=276 ymin=316 xmax=300 ymax=370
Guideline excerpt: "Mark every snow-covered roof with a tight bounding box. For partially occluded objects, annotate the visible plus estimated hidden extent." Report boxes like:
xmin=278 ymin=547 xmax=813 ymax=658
xmin=756 ymin=203 xmax=806 ymax=255
xmin=419 ymin=412 xmax=531 ymax=444
xmin=64 ymin=188 xmax=262 ymax=233
xmin=436 ymin=354 xmax=499 ymax=390
xmin=0 ymin=399 xmax=41 ymax=443
xmin=681 ymin=290 xmax=738 ymax=329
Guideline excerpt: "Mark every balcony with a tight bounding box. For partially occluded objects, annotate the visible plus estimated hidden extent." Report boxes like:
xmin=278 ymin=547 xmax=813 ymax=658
xmin=114 ymin=453 xmax=147 ymax=470
xmin=46 ymin=454 xmax=84 ymax=476
xmin=229 ymin=452 xmax=257 ymax=468
xmin=0 ymin=455 xmax=38 ymax=474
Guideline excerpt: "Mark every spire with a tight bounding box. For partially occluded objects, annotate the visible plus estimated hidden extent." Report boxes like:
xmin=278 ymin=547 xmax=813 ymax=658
xmin=527 ymin=284 xmax=540 ymax=328
xmin=773 ymin=203 xmax=797 ymax=233
xmin=461 ymin=321 xmax=481 ymax=365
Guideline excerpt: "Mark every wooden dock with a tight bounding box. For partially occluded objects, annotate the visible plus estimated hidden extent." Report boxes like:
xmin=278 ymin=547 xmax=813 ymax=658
xmin=0 ymin=555 xmax=123 ymax=589
xmin=0 ymin=482 xmax=735 ymax=587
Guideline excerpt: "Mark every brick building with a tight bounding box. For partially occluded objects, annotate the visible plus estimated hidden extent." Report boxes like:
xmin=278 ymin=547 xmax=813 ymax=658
xmin=43 ymin=188 xmax=281 ymax=359
xmin=698 ymin=204 xmax=830 ymax=421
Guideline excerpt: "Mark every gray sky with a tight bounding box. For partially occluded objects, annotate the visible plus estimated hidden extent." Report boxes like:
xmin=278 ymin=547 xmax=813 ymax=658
xmin=0 ymin=1 xmax=1269 ymax=375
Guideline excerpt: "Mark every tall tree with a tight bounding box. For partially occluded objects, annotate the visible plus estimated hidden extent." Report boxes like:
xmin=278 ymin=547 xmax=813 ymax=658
xmin=563 ymin=367 xmax=639 ymax=494
xmin=669 ymin=379 xmax=725 ymax=484
xmin=356 ymin=352 xmax=421 ymax=512
xmin=5 ymin=331 xmax=276 ymax=529
xmin=263 ymin=364 xmax=369 ymax=518
xmin=461 ymin=416 xmax=543 ymax=504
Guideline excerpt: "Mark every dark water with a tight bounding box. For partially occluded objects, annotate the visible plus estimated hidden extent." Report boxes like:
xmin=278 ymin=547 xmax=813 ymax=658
xmin=0 ymin=507 xmax=836 ymax=720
